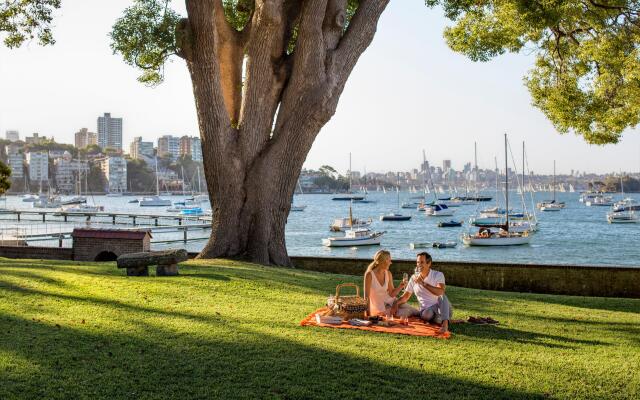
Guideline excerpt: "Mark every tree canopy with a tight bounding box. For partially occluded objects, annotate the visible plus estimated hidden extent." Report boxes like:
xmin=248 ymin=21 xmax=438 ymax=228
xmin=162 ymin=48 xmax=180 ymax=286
xmin=428 ymin=0 xmax=640 ymax=144
xmin=0 ymin=0 xmax=60 ymax=48
xmin=0 ymin=160 xmax=11 ymax=195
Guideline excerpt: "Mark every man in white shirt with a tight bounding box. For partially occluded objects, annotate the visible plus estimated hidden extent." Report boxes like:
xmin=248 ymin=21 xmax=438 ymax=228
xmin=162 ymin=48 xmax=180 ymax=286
xmin=396 ymin=252 xmax=453 ymax=334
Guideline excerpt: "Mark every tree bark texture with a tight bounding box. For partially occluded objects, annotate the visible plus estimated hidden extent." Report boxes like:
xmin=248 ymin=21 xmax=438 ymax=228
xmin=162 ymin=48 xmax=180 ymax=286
xmin=180 ymin=0 xmax=389 ymax=265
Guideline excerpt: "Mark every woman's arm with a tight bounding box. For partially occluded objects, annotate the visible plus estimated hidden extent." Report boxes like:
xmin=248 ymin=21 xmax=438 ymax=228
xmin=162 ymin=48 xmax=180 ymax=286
xmin=363 ymin=272 xmax=372 ymax=310
xmin=387 ymin=270 xmax=406 ymax=297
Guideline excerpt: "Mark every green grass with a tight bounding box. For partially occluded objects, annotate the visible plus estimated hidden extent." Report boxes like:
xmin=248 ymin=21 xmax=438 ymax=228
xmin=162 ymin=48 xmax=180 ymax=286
xmin=0 ymin=258 xmax=638 ymax=400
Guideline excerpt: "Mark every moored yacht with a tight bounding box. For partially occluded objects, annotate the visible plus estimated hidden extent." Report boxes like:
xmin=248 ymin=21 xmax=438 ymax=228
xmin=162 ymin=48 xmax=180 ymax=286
xmin=322 ymin=228 xmax=384 ymax=247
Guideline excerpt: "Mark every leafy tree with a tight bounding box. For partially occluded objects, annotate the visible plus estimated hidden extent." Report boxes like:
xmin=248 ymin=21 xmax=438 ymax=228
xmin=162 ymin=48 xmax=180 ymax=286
xmin=8 ymin=0 xmax=640 ymax=265
xmin=427 ymin=0 xmax=640 ymax=144
xmin=127 ymin=159 xmax=156 ymax=192
xmin=87 ymin=164 xmax=107 ymax=193
xmin=0 ymin=161 xmax=11 ymax=195
xmin=0 ymin=0 xmax=60 ymax=48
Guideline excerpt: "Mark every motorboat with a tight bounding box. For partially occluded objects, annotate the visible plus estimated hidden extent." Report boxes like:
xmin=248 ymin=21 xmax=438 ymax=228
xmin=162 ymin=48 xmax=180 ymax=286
xmin=128 ymin=199 xmax=139 ymax=204
xmin=379 ymin=213 xmax=411 ymax=221
xmin=330 ymin=217 xmax=373 ymax=232
xmin=607 ymin=211 xmax=638 ymax=224
xmin=463 ymin=229 xmax=531 ymax=246
xmin=401 ymin=201 xmax=422 ymax=209
xmin=59 ymin=204 xmax=104 ymax=213
xmin=540 ymin=202 xmax=563 ymax=211
xmin=61 ymin=196 xmax=87 ymax=206
xmin=106 ymin=192 xmax=123 ymax=197
xmin=22 ymin=194 xmax=39 ymax=203
xmin=579 ymin=192 xmax=600 ymax=203
xmin=140 ymin=196 xmax=172 ymax=207
xmin=585 ymin=195 xmax=614 ymax=207
xmin=33 ymin=195 xmax=62 ymax=208
xmin=438 ymin=220 xmax=463 ymax=228
xmin=332 ymin=194 xmax=364 ymax=201
xmin=410 ymin=241 xmax=457 ymax=249
xmin=180 ymin=207 xmax=204 ymax=216
xmin=322 ymin=228 xmax=384 ymax=247
xmin=422 ymin=203 xmax=455 ymax=217
xmin=613 ymin=198 xmax=637 ymax=212
xmin=290 ymin=205 xmax=307 ymax=212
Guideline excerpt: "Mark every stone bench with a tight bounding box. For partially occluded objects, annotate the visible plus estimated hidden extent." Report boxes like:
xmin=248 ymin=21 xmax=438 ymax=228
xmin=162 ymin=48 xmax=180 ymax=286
xmin=116 ymin=249 xmax=188 ymax=276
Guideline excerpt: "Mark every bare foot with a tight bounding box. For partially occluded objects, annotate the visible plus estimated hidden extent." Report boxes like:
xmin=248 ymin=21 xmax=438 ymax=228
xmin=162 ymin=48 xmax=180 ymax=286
xmin=438 ymin=320 xmax=449 ymax=334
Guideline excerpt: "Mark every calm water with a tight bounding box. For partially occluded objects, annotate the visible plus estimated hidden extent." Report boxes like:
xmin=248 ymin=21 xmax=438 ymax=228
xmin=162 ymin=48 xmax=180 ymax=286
xmin=1 ymin=191 xmax=638 ymax=267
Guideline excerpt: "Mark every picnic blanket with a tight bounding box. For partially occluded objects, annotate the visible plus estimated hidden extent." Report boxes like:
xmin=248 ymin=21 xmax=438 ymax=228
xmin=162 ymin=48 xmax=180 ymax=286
xmin=300 ymin=307 xmax=451 ymax=339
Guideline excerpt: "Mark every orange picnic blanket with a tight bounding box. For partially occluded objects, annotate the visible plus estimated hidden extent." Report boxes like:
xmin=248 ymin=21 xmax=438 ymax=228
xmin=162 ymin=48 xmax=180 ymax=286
xmin=300 ymin=307 xmax=451 ymax=339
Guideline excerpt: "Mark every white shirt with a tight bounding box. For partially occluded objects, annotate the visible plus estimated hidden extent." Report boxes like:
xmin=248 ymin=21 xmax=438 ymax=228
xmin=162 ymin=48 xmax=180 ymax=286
xmin=405 ymin=269 xmax=445 ymax=309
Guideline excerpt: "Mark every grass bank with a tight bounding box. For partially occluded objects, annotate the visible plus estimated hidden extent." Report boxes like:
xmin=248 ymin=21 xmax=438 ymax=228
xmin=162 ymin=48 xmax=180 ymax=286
xmin=0 ymin=258 xmax=638 ymax=399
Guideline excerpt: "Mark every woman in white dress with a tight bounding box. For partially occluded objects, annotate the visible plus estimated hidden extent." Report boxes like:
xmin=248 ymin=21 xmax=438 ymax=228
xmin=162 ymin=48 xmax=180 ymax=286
xmin=363 ymin=250 xmax=406 ymax=316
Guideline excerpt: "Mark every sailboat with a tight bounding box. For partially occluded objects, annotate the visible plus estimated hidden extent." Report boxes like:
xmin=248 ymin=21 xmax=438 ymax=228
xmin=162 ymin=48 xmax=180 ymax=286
xmin=463 ymin=134 xmax=531 ymax=246
xmin=418 ymin=150 xmax=455 ymax=216
xmin=353 ymin=167 xmax=377 ymax=203
xmin=323 ymin=202 xmax=384 ymax=246
xmin=538 ymin=160 xmax=564 ymax=211
xmin=291 ymin=179 xmax=307 ymax=211
xmin=380 ymin=173 xmax=411 ymax=221
xmin=140 ymin=157 xmax=172 ymax=207
xmin=332 ymin=153 xmax=364 ymax=201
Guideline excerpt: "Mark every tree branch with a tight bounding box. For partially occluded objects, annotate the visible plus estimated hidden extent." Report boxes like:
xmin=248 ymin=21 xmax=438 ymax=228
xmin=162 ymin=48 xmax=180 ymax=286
xmin=237 ymin=0 xmax=288 ymax=165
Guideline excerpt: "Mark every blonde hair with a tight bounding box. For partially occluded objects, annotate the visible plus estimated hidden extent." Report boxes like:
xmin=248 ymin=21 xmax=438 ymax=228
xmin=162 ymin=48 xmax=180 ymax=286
xmin=366 ymin=250 xmax=391 ymax=274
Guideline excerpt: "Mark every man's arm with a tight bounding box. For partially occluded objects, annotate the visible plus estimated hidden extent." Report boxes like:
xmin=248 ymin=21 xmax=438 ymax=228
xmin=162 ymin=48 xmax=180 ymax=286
xmin=416 ymin=276 xmax=445 ymax=296
xmin=396 ymin=289 xmax=413 ymax=305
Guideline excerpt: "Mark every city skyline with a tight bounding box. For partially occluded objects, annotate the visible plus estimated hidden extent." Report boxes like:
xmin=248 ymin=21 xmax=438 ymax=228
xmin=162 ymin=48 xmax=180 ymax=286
xmin=2 ymin=0 xmax=640 ymax=175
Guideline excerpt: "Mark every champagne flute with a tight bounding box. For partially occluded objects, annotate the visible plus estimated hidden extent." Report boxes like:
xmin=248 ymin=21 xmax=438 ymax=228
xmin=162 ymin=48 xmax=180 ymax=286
xmin=402 ymin=272 xmax=409 ymax=286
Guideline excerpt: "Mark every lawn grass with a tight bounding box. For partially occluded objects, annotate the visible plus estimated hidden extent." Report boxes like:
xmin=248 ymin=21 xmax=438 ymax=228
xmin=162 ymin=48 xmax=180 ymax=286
xmin=0 ymin=257 xmax=638 ymax=399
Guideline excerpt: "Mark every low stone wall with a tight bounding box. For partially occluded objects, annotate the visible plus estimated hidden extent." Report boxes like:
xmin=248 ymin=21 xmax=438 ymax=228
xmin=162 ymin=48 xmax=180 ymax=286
xmin=290 ymin=256 xmax=640 ymax=299
xmin=0 ymin=245 xmax=74 ymax=261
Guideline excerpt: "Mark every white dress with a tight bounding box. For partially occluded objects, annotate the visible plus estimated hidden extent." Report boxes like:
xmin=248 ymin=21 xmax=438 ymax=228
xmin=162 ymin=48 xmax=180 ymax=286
xmin=368 ymin=270 xmax=395 ymax=315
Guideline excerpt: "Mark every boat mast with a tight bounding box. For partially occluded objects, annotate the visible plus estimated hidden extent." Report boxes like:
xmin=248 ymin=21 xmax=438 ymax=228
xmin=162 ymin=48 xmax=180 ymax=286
xmin=155 ymin=157 xmax=160 ymax=196
xmin=422 ymin=150 xmax=427 ymax=204
xmin=553 ymin=160 xmax=556 ymax=202
xmin=505 ymin=134 xmax=509 ymax=232
xmin=181 ymin=165 xmax=186 ymax=196
xmin=474 ymin=142 xmax=478 ymax=198
xmin=348 ymin=152 xmax=352 ymax=194
xmin=396 ymin=172 xmax=400 ymax=211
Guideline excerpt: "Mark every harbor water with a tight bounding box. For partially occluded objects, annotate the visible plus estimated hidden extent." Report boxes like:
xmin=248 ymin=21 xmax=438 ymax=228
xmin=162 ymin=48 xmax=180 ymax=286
xmin=1 ymin=191 xmax=638 ymax=267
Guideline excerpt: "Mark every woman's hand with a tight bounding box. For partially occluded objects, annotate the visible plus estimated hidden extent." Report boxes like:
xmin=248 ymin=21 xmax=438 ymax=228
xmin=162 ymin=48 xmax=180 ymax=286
xmin=397 ymin=280 xmax=407 ymax=289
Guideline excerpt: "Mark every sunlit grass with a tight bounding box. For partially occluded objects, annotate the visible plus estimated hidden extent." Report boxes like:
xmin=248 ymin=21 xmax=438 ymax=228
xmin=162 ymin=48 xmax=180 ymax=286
xmin=0 ymin=257 xmax=638 ymax=399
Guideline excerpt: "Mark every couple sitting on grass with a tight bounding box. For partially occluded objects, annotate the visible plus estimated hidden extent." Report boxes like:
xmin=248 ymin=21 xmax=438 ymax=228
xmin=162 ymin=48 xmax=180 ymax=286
xmin=363 ymin=250 xmax=452 ymax=334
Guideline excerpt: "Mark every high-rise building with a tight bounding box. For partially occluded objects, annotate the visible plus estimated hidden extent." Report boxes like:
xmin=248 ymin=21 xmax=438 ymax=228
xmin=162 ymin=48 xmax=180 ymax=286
xmin=129 ymin=137 xmax=154 ymax=160
xmin=158 ymin=135 xmax=180 ymax=159
xmin=98 ymin=156 xmax=127 ymax=193
xmin=97 ymin=113 xmax=123 ymax=151
xmin=443 ymin=160 xmax=452 ymax=171
xmin=190 ymin=137 xmax=202 ymax=162
xmin=7 ymin=153 xmax=24 ymax=179
xmin=75 ymin=128 xmax=98 ymax=149
xmin=178 ymin=136 xmax=203 ymax=161
xmin=5 ymin=130 xmax=19 ymax=142
xmin=26 ymin=151 xmax=49 ymax=182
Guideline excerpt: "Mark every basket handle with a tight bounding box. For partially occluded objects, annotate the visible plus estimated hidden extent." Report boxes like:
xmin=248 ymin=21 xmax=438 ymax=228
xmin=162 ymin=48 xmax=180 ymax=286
xmin=335 ymin=283 xmax=360 ymax=299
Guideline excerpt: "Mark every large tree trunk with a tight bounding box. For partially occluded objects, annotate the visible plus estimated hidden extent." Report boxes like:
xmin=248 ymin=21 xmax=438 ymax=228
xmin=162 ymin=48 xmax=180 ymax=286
xmin=179 ymin=0 xmax=389 ymax=266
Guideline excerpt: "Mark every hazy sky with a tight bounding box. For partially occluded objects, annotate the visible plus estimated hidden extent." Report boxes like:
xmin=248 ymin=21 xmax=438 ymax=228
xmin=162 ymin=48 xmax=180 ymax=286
xmin=1 ymin=0 xmax=639 ymax=175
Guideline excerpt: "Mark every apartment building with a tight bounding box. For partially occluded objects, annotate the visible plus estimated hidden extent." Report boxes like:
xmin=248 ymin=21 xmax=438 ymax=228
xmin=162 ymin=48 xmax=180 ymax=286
xmin=5 ymin=130 xmax=19 ymax=142
xmin=157 ymin=135 xmax=180 ymax=159
xmin=7 ymin=153 xmax=24 ymax=179
xmin=130 ymin=137 xmax=154 ymax=160
xmin=26 ymin=151 xmax=49 ymax=182
xmin=75 ymin=128 xmax=98 ymax=149
xmin=97 ymin=113 xmax=123 ymax=151
xmin=54 ymin=153 xmax=89 ymax=193
xmin=98 ymin=156 xmax=127 ymax=193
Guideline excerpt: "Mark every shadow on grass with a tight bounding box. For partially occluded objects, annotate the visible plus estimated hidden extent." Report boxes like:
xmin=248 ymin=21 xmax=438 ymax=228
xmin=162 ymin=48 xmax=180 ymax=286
xmin=0 ymin=313 xmax=547 ymax=400
xmin=454 ymin=324 xmax=609 ymax=349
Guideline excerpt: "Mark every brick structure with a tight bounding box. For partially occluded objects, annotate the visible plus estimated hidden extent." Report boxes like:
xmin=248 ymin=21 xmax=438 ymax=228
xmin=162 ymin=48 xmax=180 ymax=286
xmin=72 ymin=229 xmax=151 ymax=261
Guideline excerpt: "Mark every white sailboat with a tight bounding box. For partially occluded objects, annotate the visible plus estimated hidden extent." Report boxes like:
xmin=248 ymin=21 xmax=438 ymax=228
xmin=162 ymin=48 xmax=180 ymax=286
xmin=140 ymin=157 xmax=172 ymax=207
xmin=332 ymin=153 xmax=364 ymax=201
xmin=538 ymin=160 xmax=564 ymax=211
xmin=380 ymin=173 xmax=411 ymax=221
xmin=463 ymin=134 xmax=531 ymax=246
xmin=291 ymin=179 xmax=307 ymax=212
xmin=324 ymin=203 xmax=383 ymax=246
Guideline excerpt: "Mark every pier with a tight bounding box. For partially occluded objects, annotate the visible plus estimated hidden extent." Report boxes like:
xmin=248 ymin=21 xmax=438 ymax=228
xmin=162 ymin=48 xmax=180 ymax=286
xmin=0 ymin=209 xmax=209 ymax=226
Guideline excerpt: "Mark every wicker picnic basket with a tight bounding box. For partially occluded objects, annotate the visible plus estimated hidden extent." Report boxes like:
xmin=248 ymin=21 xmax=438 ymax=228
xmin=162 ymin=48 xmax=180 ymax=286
xmin=326 ymin=283 xmax=367 ymax=319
